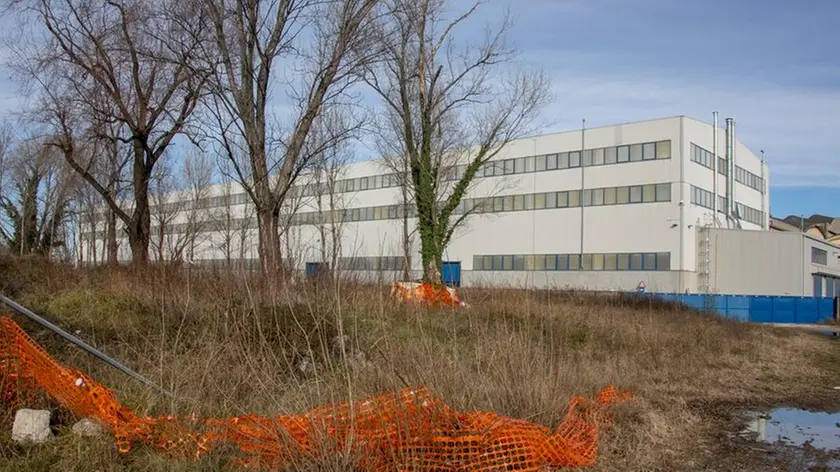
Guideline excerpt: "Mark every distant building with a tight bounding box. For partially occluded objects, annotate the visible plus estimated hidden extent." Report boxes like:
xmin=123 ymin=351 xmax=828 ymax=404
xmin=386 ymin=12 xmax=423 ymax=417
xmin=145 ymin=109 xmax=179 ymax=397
xmin=78 ymin=115 xmax=840 ymax=297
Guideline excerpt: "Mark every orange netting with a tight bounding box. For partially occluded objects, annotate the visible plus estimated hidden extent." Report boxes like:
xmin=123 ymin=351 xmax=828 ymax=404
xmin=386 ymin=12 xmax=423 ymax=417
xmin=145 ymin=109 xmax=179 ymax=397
xmin=390 ymin=281 xmax=465 ymax=308
xmin=0 ymin=316 xmax=630 ymax=470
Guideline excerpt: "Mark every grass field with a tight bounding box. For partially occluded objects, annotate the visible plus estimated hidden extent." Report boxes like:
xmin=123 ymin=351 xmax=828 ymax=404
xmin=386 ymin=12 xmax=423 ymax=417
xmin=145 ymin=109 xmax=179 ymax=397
xmin=0 ymin=256 xmax=838 ymax=471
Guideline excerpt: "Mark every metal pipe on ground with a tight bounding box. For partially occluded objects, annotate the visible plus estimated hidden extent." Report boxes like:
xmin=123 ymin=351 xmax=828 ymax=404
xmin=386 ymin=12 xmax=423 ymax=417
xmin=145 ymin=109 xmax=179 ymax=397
xmin=0 ymin=294 xmax=174 ymax=398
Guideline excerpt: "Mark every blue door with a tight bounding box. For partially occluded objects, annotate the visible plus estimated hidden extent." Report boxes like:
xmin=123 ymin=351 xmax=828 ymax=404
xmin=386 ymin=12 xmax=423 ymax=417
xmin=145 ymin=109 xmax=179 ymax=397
xmin=813 ymin=275 xmax=823 ymax=297
xmin=441 ymin=261 xmax=461 ymax=287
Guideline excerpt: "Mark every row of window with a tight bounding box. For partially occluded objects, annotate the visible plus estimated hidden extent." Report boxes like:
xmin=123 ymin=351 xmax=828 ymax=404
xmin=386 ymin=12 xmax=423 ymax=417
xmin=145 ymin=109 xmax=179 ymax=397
xmin=473 ymin=252 xmax=671 ymax=272
xmin=101 ymin=140 xmax=675 ymax=222
xmin=690 ymin=144 xmax=765 ymax=194
xmin=338 ymin=256 xmax=407 ymax=271
xmin=131 ymin=181 xmax=676 ymax=236
xmin=812 ymin=247 xmax=828 ymax=265
xmin=690 ymin=186 xmax=766 ymax=226
xmin=290 ymin=182 xmax=673 ymax=226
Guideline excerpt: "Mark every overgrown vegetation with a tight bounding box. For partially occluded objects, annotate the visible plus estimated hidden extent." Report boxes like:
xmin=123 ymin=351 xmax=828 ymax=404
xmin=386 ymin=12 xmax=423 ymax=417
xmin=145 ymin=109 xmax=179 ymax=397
xmin=0 ymin=257 xmax=838 ymax=471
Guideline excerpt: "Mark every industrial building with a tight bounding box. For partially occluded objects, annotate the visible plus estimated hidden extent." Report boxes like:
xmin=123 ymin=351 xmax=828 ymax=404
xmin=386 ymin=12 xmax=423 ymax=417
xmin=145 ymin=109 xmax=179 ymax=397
xmin=78 ymin=115 xmax=840 ymax=297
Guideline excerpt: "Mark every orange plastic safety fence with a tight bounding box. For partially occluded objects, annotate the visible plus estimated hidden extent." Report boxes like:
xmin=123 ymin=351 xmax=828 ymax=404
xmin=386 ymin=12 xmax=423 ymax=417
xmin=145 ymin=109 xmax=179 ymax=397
xmin=391 ymin=281 xmax=464 ymax=308
xmin=0 ymin=316 xmax=630 ymax=470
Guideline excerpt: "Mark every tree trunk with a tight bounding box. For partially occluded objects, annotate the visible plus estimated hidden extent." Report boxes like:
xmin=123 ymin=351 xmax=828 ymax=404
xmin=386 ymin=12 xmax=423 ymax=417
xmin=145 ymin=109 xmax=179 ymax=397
xmin=418 ymin=219 xmax=442 ymax=285
xmin=106 ymin=209 xmax=118 ymax=266
xmin=128 ymin=143 xmax=151 ymax=267
xmin=257 ymin=207 xmax=282 ymax=278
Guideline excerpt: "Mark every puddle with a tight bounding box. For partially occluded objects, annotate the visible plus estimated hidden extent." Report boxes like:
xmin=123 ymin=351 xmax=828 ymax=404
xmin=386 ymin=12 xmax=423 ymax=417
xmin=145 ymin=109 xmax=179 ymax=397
xmin=742 ymin=408 xmax=840 ymax=450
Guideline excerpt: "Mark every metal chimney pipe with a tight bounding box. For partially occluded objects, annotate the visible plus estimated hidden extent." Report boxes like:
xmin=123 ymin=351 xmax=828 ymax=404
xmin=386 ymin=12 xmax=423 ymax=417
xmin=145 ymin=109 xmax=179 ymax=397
xmin=730 ymin=119 xmax=737 ymax=220
xmin=712 ymin=112 xmax=719 ymax=224
xmin=724 ymin=118 xmax=735 ymax=221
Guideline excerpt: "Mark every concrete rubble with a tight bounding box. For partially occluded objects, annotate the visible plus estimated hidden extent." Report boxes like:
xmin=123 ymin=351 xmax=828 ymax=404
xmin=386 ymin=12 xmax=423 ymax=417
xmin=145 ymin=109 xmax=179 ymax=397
xmin=72 ymin=418 xmax=103 ymax=437
xmin=12 ymin=409 xmax=53 ymax=445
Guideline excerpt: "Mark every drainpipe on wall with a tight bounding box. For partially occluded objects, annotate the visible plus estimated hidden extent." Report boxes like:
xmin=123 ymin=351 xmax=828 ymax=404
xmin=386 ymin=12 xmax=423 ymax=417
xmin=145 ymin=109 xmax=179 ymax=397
xmin=712 ymin=112 xmax=719 ymax=227
xmin=579 ymin=119 xmax=586 ymax=269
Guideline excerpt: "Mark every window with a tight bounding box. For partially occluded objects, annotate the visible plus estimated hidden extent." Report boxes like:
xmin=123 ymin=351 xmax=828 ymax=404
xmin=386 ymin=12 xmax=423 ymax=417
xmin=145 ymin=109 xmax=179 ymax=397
xmin=629 ymin=186 xmax=643 ymax=203
xmin=556 ymin=191 xmax=567 ymax=208
xmin=568 ymin=190 xmax=580 ymax=207
xmin=582 ymin=189 xmax=592 ymax=207
xmin=657 ymin=140 xmax=671 ymax=159
xmin=812 ymin=247 xmax=828 ymax=265
xmin=545 ymin=254 xmax=557 ymax=270
xmin=617 ymin=145 xmax=630 ymax=163
xmin=592 ymin=253 xmax=604 ymax=270
xmin=604 ymin=187 xmax=617 ymax=205
xmin=617 ymin=253 xmax=630 ymax=270
xmin=630 ymin=144 xmax=643 ymax=162
xmin=558 ymin=254 xmax=569 ymax=270
xmin=581 ymin=254 xmax=592 ymax=270
xmin=513 ymin=255 xmax=525 ymax=271
xmin=525 ymin=255 xmax=536 ymax=271
xmin=568 ymin=254 xmax=580 ymax=271
xmin=503 ymin=255 xmax=513 ymax=270
xmin=656 ymin=252 xmax=670 ymax=271
xmin=492 ymin=255 xmax=503 ymax=270
xmin=546 ymin=192 xmax=557 ymax=208
xmin=525 ymin=156 xmax=535 ymax=172
xmin=569 ymin=151 xmax=581 ymax=168
xmin=534 ymin=193 xmax=546 ymax=209
xmin=644 ymin=253 xmax=656 ymax=270
xmin=604 ymin=253 xmax=617 ymax=270
xmin=583 ymin=150 xmax=593 ymax=167
xmin=630 ymin=253 xmax=643 ymax=270
xmin=515 ymin=158 xmax=526 ymax=174
xmin=475 ymin=256 xmax=486 ymax=270
xmin=643 ymin=184 xmax=656 ymax=203
xmin=642 ymin=143 xmax=656 ymax=160
xmin=503 ymin=195 xmax=514 ymax=211
xmin=504 ymin=160 xmax=514 ymax=175
xmin=493 ymin=197 xmax=504 ymax=212
xmin=536 ymin=155 xmax=546 ymax=172
xmin=523 ymin=194 xmax=533 ymax=210
xmin=617 ymin=186 xmax=630 ymax=204
xmin=359 ymin=177 xmax=369 ymax=190
xmin=484 ymin=163 xmax=496 ymax=177
xmin=592 ymin=188 xmax=605 ymax=206
xmin=546 ymin=154 xmax=558 ymax=170
xmin=605 ymin=147 xmax=617 ymax=164
xmin=593 ymin=148 xmax=605 ymax=166
xmin=558 ymin=153 xmax=570 ymax=169
xmin=534 ymin=255 xmax=546 ymax=271
xmin=655 ymin=183 xmax=671 ymax=202
xmin=514 ymin=195 xmax=525 ymax=211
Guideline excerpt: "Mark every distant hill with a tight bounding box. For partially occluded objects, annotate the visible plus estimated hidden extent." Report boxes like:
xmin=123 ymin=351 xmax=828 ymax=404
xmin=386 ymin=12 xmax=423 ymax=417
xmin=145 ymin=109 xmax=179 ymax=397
xmin=781 ymin=214 xmax=835 ymax=230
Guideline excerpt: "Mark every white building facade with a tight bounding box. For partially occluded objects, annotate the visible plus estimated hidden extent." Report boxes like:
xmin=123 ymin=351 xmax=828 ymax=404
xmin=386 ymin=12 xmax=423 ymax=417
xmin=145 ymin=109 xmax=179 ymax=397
xmin=83 ymin=115 xmax=828 ymax=295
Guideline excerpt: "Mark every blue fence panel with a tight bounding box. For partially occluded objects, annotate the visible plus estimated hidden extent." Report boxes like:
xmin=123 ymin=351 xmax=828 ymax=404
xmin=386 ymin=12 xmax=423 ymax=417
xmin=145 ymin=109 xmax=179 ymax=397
xmin=725 ymin=295 xmax=751 ymax=321
xmin=643 ymin=291 xmax=837 ymax=325
xmin=749 ymin=297 xmax=774 ymax=323
xmin=795 ymin=298 xmax=820 ymax=324
xmin=817 ymin=299 xmax=835 ymax=323
xmin=771 ymin=297 xmax=797 ymax=324
xmin=680 ymin=294 xmax=706 ymax=311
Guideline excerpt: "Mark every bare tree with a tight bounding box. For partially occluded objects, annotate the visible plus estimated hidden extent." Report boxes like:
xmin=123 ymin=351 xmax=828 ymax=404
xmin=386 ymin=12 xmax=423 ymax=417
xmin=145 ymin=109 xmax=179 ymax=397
xmin=312 ymin=144 xmax=350 ymax=279
xmin=365 ymin=0 xmax=549 ymax=284
xmin=181 ymin=151 xmax=215 ymax=263
xmin=203 ymin=0 xmax=380 ymax=278
xmin=0 ymin=138 xmax=77 ymax=256
xmin=10 ymin=0 xmax=211 ymax=266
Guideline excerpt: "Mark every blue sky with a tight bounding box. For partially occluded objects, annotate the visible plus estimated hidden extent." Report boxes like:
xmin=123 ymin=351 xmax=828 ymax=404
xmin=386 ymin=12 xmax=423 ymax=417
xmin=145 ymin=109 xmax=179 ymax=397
xmin=482 ymin=0 xmax=840 ymax=218
xmin=1 ymin=0 xmax=838 ymax=218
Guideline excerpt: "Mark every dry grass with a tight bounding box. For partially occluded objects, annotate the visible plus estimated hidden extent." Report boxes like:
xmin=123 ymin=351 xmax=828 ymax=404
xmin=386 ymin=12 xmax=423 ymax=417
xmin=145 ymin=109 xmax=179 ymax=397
xmin=0 ymin=256 xmax=838 ymax=471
